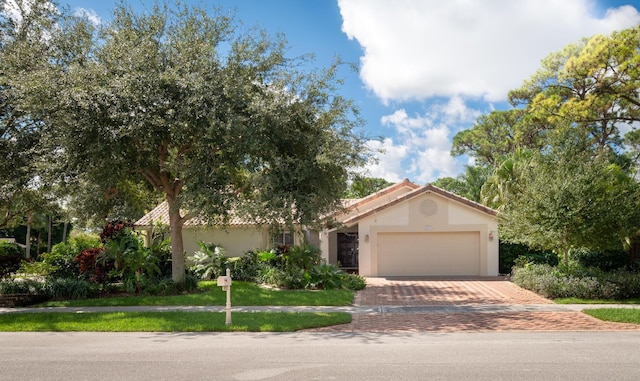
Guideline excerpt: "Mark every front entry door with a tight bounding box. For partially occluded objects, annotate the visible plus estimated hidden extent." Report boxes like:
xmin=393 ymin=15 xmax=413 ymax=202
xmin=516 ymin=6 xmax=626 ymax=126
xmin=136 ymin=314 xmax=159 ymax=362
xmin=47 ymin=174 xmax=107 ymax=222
xmin=337 ymin=233 xmax=358 ymax=270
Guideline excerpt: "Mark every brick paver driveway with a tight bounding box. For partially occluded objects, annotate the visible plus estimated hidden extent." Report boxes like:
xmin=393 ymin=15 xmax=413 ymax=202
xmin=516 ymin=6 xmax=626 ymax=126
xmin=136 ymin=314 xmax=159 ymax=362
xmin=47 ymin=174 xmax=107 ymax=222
xmin=311 ymin=277 xmax=640 ymax=333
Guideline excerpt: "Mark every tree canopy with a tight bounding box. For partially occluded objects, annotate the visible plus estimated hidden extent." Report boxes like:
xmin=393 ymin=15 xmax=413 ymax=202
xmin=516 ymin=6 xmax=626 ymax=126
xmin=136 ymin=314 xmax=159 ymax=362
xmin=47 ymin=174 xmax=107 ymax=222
xmin=343 ymin=176 xmax=393 ymax=199
xmin=10 ymin=1 xmax=368 ymax=283
xmin=446 ymin=24 xmax=640 ymax=259
xmin=498 ymin=137 xmax=640 ymax=263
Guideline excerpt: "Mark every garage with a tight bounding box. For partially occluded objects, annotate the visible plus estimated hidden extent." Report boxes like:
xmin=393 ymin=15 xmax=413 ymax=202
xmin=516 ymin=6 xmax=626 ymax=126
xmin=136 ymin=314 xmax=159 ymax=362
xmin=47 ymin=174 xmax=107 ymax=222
xmin=377 ymin=232 xmax=480 ymax=276
xmin=321 ymin=180 xmax=499 ymax=277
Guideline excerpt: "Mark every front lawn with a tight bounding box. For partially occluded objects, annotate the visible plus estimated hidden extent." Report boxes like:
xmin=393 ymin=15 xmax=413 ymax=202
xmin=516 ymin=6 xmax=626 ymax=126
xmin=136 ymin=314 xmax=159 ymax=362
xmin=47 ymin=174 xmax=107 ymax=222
xmin=0 ymin=311 xmax=351 ymax=332
xmin=555 ymin=297 xmax=640 ymax=304
xmin=583 ymin=309 xmax=640 ymax=325
xmin=36 ymin=281 xmax=355 ymax=307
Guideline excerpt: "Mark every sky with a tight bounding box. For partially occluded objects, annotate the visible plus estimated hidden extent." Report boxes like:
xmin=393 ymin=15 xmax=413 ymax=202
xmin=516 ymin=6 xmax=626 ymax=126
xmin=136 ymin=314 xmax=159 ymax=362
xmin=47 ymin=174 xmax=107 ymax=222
xmin=58 ymin=0 xmax=640 ymax=184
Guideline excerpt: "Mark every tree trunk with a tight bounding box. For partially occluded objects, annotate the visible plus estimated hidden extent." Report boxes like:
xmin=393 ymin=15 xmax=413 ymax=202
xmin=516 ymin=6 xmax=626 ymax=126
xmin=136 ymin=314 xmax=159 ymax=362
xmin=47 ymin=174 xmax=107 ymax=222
xmin=62 ymin=221 xmax=69 ymax=242
xmin=36 ymin=231 xmax=41 ymax=257
xmin=166 ymin=197 xmax=186 ymax=284
xmin=25 ymin=214 xmax=32 ymax=259
xmin=47 ymin=215 xmax=52 ymax=253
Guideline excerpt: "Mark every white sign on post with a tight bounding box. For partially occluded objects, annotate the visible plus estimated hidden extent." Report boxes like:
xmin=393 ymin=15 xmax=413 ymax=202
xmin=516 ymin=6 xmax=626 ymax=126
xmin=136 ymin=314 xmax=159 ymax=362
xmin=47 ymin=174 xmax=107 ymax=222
xmin=217 ymin=269 xmax=232 ymax=325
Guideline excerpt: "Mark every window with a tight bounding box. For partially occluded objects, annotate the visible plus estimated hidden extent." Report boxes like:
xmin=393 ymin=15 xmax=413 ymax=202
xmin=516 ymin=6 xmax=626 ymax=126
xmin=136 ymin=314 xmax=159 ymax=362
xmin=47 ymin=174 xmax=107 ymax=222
xmin=274 ymin=231 xmax=294 ymax=247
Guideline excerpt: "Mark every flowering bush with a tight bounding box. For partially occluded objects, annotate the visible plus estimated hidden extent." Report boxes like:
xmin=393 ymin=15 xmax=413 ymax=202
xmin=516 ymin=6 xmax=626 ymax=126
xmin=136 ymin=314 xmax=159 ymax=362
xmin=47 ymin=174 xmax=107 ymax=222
xmin=74 ymin=248 xmax=112 ymax=284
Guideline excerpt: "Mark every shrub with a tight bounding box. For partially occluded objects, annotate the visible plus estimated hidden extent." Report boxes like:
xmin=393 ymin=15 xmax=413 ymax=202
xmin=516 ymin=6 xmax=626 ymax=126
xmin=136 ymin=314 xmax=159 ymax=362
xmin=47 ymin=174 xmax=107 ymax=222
xmin=306 ymin=263 xmax=343 ymax=290
xmin=227 ymin=251 xmax=260 ymax=282
xmin=137 ymin=277 xmax=177 ymax=296
xmin=570 ymin=247 xmax=629 ymax=272
xmin=42 ymin=233 xmax=102 ymax=279
xmin=283 ymin=244 xmax=321 ymax=272
xmin=342 ymin=273 xmax=366 ymax=290
xmin=257 ymin=250 xmax=279 ymax=265
xmin=147 ymin=237 xmax=172 ymax=278
xmin=499 ymin=241 xmax=558 ymax=274
xmin=75 ymin=248 xmax=113 ymax=284
xmin=18 ymin=260 xmax=56 ymax=277
xmin=0 ymin=241 xmax=22 ymax=279
xmin=256 ymin=266 xmax=288 ymax=288
xmin=511 ymin=263 xmax=640 ymax=300
xmin=42 ymin=278 xmax=98 ymax=299
xmin=0 ymin=279 xmax=43 ymax=295
xmin=100 ymin=220 xmax=135 ymax=243
xmin=189 ymin=242 xmax=227 ymax=280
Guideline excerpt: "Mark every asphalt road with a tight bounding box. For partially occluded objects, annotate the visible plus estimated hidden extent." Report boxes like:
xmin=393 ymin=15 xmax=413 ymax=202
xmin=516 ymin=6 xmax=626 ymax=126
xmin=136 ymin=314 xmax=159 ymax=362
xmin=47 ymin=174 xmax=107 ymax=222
xmin=2 ymin=331 xmax=639 ymax=380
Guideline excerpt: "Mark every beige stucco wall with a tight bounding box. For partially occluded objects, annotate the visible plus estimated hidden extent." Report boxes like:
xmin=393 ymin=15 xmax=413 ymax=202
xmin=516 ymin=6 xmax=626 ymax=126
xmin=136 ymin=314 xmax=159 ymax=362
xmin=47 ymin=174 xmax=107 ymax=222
xmin=181 ymin=226 xmax=269 ymax=258
xmin=353 ymin=191 xmax=499 ymax=276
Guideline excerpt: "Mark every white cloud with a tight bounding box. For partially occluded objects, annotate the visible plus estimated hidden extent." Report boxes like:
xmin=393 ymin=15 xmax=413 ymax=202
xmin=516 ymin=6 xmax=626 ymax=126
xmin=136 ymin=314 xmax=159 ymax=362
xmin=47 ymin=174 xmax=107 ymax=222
xmin=367 ymin=98 xmax=483 ymax=183
xmin=73 ymin=7 xmax=101 ymax=26
xmin=339 ymin=0 xmax=640 ymax=103
xmin=363 ymin=138 xmax=409 ymax=182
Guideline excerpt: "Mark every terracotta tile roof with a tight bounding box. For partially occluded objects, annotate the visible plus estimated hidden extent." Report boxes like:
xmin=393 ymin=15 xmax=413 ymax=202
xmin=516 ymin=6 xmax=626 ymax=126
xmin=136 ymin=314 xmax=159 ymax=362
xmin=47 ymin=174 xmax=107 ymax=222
xmin=341 ymin=178 xmax=420 ymax=212
xmin=135 ymin=180 xmax=495 ymax=229
xmin=134 ymin=201 xmax=255 ymax=228
xmin=340 ymin=183 xmax=497 ymax=226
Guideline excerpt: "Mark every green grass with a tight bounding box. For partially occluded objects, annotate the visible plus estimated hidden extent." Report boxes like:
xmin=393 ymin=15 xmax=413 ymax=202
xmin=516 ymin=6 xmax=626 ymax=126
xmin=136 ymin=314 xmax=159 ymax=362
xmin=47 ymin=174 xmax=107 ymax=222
xmin=555 ymin=297 xmax=640 ymax=304
xmin=37 ymin=281 xmax=355 ymax=307
xmin=0 ymin=311 xmax=351 ymax=332
xmin=583 ymin=309 xmax=640 ymax=324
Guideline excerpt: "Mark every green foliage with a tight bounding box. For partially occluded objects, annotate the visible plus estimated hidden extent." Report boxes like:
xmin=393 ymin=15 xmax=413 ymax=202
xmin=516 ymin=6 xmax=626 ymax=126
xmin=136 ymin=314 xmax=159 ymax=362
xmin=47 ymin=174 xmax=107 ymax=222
xmin=42 ymin=278 xmax=98 ymax=300
xmin=41 ymin=232 xmax=101 ymax=279
xmin=341 ymin=273 xmax=366 ymax=290
xmin=257 ymin=250 xmax=279 ymax=265
xmin=253 ymin=245 xmax=359 ymax=290
xmin=306 ymin=263 xmax=343 ymax=290
xmin=283 ymin=244 xmax=322 ymax=272
xmin=510 ymin=26 xmax=640 ymax=154
xmin=0 ymin=0 xmax=57 ymax=231
xmin=433 ymin=165 xmax=490 ymax=203
xmin=344 ymin=176 xmax=393 ymax=198
xmin=0 ymin=241 xmax=22 ymax=279
xmin=100 ymin=227 xmax=162 ymax=293
xmin=570 ymin=247 xmax=630 ymax=272
xmin=189 ymin=242 xmax=227 ymax=280
xmin=499 ymin=241 xmax=558 ymax=274
xmin=512 ymin=263 xmax=640 ymax=300
xmin=0 ymin=279 xmax=44 ymax=295
xmin=226 ymin=251 xmax=260 ymax=282
xmin=12 ymin=2 xmax=368 ymax=285
xmin=147 ymin=237 xmax=172 ymax=278
xmin=256 ymin=266 xmax=288 ymax=288
xmin=451 ymin=109 xmax=545 ymax=167
xmin=499 ymin=144 xmax=640 ymax=262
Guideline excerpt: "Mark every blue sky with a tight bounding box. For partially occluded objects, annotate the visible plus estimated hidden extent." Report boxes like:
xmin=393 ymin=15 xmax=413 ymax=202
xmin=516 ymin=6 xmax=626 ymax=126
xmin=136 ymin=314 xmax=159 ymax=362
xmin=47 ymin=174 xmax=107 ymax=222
xmin=58 ymin=0 xmax=640 ymax=184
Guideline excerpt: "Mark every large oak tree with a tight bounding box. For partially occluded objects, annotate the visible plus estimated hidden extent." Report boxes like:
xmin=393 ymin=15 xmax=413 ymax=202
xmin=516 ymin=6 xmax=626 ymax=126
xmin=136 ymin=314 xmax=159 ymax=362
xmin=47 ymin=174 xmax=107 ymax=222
xmin=15 ymin=2 xmax=368 ymax=283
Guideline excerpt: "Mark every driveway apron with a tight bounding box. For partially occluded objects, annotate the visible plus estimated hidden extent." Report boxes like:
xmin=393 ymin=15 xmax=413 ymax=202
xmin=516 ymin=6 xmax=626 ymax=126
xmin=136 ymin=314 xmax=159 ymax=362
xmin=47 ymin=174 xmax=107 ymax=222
xmin=309 ymin=277 xmax=640 ymax=333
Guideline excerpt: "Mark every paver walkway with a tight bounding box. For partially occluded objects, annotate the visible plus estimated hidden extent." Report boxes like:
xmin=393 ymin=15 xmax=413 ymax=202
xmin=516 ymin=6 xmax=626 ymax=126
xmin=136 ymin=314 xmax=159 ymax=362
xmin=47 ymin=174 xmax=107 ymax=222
xmin=310 ymin=277 xmax=640 ymax=333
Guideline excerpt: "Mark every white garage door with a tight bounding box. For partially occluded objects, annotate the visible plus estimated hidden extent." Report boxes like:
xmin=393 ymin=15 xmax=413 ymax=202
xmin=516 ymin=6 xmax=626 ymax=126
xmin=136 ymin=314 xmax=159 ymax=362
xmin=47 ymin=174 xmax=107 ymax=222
xmin=377 ymin=232 xmax=480 ymax=276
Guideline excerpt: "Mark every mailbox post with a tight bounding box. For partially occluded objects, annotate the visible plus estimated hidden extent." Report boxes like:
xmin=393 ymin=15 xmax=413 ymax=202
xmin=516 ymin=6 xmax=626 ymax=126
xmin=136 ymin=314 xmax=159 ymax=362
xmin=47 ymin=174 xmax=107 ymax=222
xmin=217 ymin=268 xmax=232 ymax=325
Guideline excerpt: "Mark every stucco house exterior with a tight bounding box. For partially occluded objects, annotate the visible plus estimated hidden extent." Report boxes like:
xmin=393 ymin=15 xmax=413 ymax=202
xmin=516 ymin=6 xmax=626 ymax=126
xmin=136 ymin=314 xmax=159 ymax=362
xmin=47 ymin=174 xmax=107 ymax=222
xmin=135 ymin=179 xmax=499 ymax=276
xmin=135 ymin=202 xmax=312 ymax=258
xmin=324 ymin=179 xmax=499 ymax=276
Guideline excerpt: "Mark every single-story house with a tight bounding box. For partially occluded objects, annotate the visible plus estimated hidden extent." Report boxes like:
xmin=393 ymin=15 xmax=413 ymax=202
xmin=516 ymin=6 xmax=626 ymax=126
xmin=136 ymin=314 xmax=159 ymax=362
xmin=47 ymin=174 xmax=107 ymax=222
xmin=135 ymin=179 xmax=499 ymax=276
xmin=134 ymin=202 xmax=316 ymax=257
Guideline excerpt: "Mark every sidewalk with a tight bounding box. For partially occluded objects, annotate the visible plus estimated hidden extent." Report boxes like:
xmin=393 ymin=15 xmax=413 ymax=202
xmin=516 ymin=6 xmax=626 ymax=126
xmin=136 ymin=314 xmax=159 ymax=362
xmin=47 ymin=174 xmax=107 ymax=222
xmin=1 ymin=303 xmax=639 ymax=315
